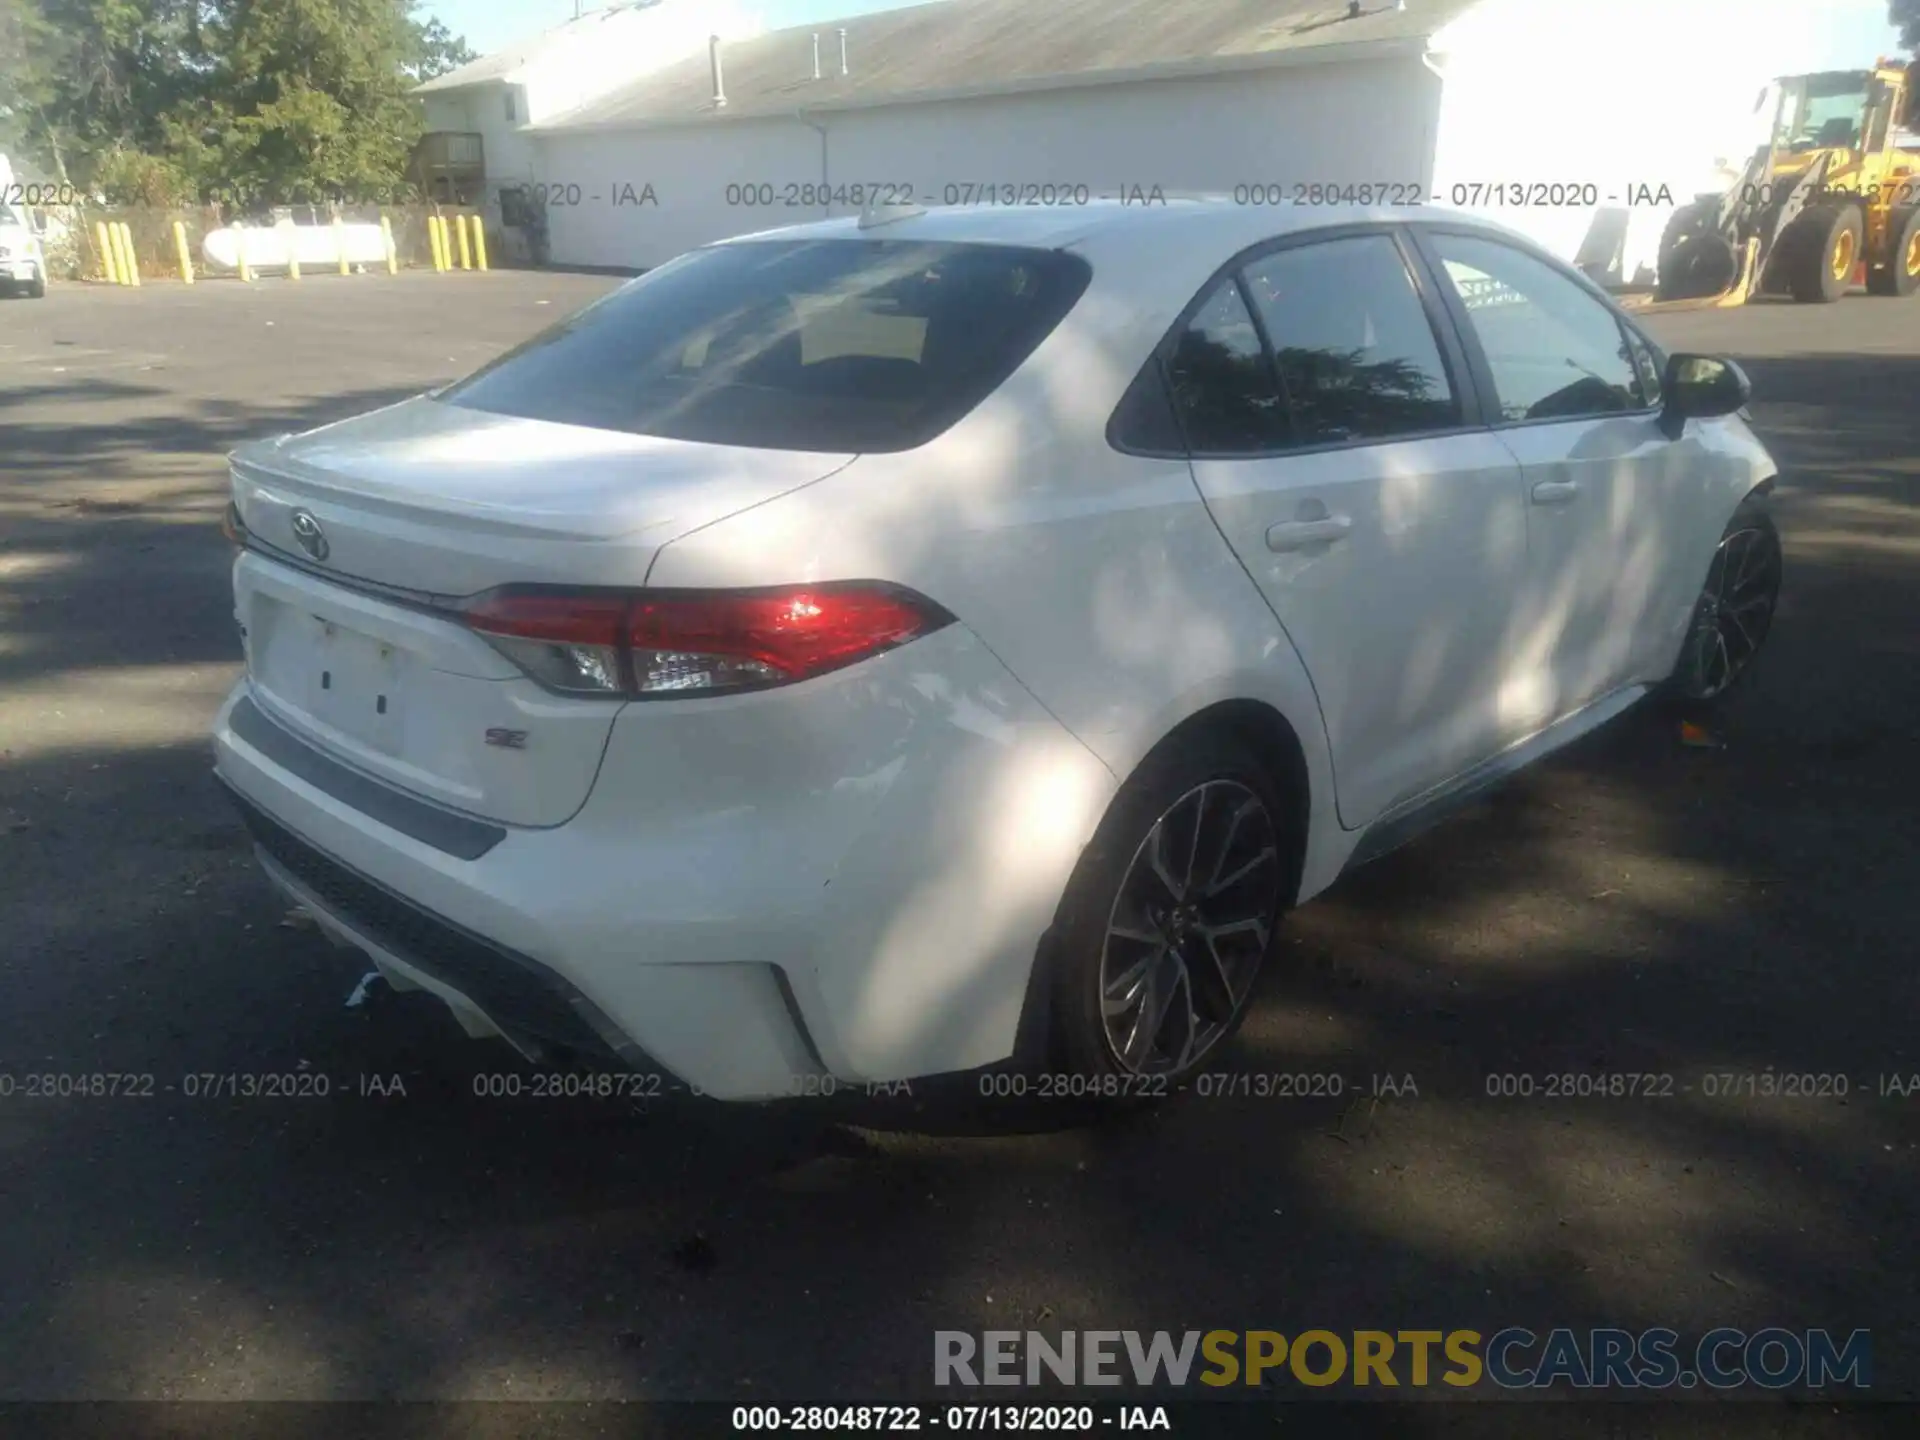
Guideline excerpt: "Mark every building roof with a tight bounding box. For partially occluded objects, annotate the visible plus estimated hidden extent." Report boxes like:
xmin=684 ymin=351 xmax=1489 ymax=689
xmin=415 ymin=0 xmax=667 ymax=93
xmin=533 ymin=0 xmax=1480 ymax=132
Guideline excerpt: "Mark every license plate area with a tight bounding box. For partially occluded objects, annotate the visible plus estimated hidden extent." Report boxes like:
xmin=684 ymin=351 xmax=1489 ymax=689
xmin=232 ymin=549 xmax=622 ymax=827
xmin=309 ymin=619 xmax=408 ymax=753
xmin=250 ymin=599 xmax=412 ymax=756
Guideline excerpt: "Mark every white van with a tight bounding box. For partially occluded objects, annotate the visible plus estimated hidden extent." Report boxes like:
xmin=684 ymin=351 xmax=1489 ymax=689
xmin=0 ymin=200 xmax=48 ymax=298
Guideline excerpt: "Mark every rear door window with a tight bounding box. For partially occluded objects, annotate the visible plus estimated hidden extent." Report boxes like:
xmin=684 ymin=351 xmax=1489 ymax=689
xmin=442 ymin=239 xmax=1091 ymax=453
xmin=1162 ymin=279 xmax=1288 ymax=455
xmin=1239 ymin=235 xmax=1461 ymax=447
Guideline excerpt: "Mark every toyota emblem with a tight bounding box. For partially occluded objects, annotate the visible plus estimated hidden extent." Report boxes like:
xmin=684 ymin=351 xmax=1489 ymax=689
xmin=289 ymin=508 xmax=329 ymax=562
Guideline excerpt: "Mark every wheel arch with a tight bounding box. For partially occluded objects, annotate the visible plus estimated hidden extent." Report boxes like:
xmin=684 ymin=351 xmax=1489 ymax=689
xmin=1140 ymin=699 xmax=1313 ymax=909
xmin=1016 ymin=693 xmax=1323 ymax=1078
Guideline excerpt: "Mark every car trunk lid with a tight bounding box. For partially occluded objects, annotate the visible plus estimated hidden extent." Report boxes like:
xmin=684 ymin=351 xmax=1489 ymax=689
xmin=231 ymin=396 xmax=855 ymax=596
xmin=228 ymin=398 xmax=855 ymax=828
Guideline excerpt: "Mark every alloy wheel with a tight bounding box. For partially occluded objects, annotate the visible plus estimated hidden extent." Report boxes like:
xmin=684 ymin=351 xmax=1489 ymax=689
xmin=1680 ymin=523 xmax=1781 ymax=701
xmin=1098 ymin=780 xmax=1280 ymax=1075
xmin=1831 ymin=228 xmax=1856 ymax=283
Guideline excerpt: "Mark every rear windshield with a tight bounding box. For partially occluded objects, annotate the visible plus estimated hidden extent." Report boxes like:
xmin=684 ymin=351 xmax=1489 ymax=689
xmin=441 ymin=239 xmax=1092 ymax=452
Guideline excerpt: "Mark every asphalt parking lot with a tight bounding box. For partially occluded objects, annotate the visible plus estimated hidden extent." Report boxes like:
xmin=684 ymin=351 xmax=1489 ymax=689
xmin=2 ymin=270 xmax=1917 ymax=1425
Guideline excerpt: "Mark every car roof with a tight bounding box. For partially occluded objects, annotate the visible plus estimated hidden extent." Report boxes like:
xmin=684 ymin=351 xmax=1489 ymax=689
xmin=711 ymin=196 xmax=1526 ymax=256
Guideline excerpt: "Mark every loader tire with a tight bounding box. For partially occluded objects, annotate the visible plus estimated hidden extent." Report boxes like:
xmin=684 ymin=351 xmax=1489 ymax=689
xmin=1660 ymin=235 xmax=1740 ymax=302
xmin=1776 ymin=203 xmax=1862 ymax=303
xmin=1866 ymin=206 xmax=1920 ymax=297
xmin=1656 ymin=201 xmax=1732 ymax=300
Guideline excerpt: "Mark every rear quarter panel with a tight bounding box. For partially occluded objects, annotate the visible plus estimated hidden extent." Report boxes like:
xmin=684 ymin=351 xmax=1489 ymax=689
xmin=644 ymin=239 xmax=1352 ymax=902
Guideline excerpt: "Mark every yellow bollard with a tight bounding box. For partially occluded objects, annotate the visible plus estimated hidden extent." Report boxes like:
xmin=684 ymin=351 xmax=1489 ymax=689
xmin=379 ymin=214 xmax=398 ymax=275
xmin=455 ymin=213 xmax=473 ymax=271
xmin=116 ymin=223 xmax=141 ymax=287
xmin=335 ymin=217 xmax=350 ymax=276
xmin=237 ymin=228 xmax=253 ymax=284
xmin=427 ymin=215 xmax=443 ymax=272
xmin=95 ymin=221 xmax=120 ymax=284
xmin=471 ymin=214 xmax=489 ymax=272
xmin=172 ymin=220 xmax=194 ymax=284
xmin=288 ymin=236 xmax=301 ymax=281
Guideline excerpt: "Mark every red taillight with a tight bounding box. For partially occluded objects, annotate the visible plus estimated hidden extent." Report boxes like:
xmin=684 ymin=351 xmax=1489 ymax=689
xmin=460 ymin=584 xmax=951 ymax=699
xmin=463 ymin=592 xmax=629 ymax=646
xmin=629 ymin=590 xmax=941 ymax=686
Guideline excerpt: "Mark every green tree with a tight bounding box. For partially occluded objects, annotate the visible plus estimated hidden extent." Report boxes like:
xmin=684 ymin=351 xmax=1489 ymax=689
xmin=20 ymin=0 xmax=203 ymax=188
xmin=0 ymin=0 xmax=51 ymax=167
xmin=191 ymin=0 xmax=452 ymax=205
xmin=409 ymin=12 xmax=475 ymax=81
xmin=0 ymin=0 xmax=477 ymax=203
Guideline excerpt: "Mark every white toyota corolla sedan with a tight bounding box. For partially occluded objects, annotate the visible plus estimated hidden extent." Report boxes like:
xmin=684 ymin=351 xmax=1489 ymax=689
xmin=212 ymin=200 xmax=1781 ymax=1100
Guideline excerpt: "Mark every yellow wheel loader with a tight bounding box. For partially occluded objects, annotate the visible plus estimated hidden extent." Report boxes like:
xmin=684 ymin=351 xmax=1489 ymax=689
xmin=1657 ymin=61 xmax=1920 ymax=304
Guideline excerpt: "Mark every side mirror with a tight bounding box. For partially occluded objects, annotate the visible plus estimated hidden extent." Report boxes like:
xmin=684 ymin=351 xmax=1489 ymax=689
xmin=1659 ymin=353 xmax=1751 ymax=439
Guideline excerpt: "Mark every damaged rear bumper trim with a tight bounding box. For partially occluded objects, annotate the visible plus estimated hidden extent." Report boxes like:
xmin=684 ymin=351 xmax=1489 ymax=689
xmin=219 ymin=777 xmax=639 ymax=1067
xmin=229 ymin=693 xmax=507 ymax=860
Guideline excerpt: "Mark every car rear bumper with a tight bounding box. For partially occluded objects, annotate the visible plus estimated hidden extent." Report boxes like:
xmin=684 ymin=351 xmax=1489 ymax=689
xmin=225 ymin=782 xmax=648 ymax=1067
xmin=212 ymin=623 xmax=1116 ymax=1100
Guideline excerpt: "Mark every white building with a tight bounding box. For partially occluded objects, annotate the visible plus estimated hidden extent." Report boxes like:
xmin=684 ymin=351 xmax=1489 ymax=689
xmin=417 ymin=0 xmax=1878 ymax=281
xmin=413 ymin=0 xmax=760 ymax=249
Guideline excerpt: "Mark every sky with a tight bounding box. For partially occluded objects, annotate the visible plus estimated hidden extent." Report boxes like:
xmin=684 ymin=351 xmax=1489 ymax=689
xmin=422 ymin=0 xmax=1906 ymax=71
xmin=1788 ymin=0 xmax=1909 ymax=68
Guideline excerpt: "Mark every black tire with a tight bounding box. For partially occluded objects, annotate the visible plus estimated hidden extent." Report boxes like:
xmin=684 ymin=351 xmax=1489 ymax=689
xmin=1865 ymin=205 xmax=1920 ymax=297
xmin=1656 ymin=201 xmax=1733 ymax=300
xmin=1663 ymin=493 xmax=1782 ymax=712
xmin=25 ymin=272 xmax=46 ymax=299
xmin=1660 ymin=234 xmax=1740 ymax=302
xmin=1775 ymin=203 xmax=1862 ymax=303
xmin=1049 ymin=729 xmax=1296 ymax=1089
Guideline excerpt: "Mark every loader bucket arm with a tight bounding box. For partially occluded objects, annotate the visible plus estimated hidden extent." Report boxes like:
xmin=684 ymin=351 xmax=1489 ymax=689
xmin=1760 ymin=152 xmax=1833 ymax=255
xmin=1717 ymin=149 xmax=1773 ymax=235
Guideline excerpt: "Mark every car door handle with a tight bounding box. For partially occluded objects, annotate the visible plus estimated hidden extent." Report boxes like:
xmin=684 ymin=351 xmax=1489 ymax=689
xmin=1531 ymin=480 xmax=1581 ymax=506
xmin=1265 ymin=515 xmax=1352 ymax=552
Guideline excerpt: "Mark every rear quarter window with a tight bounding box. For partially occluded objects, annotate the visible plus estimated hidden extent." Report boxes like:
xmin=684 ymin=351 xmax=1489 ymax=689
xmin=442 ymin=239 xmax=1092 ymax=453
